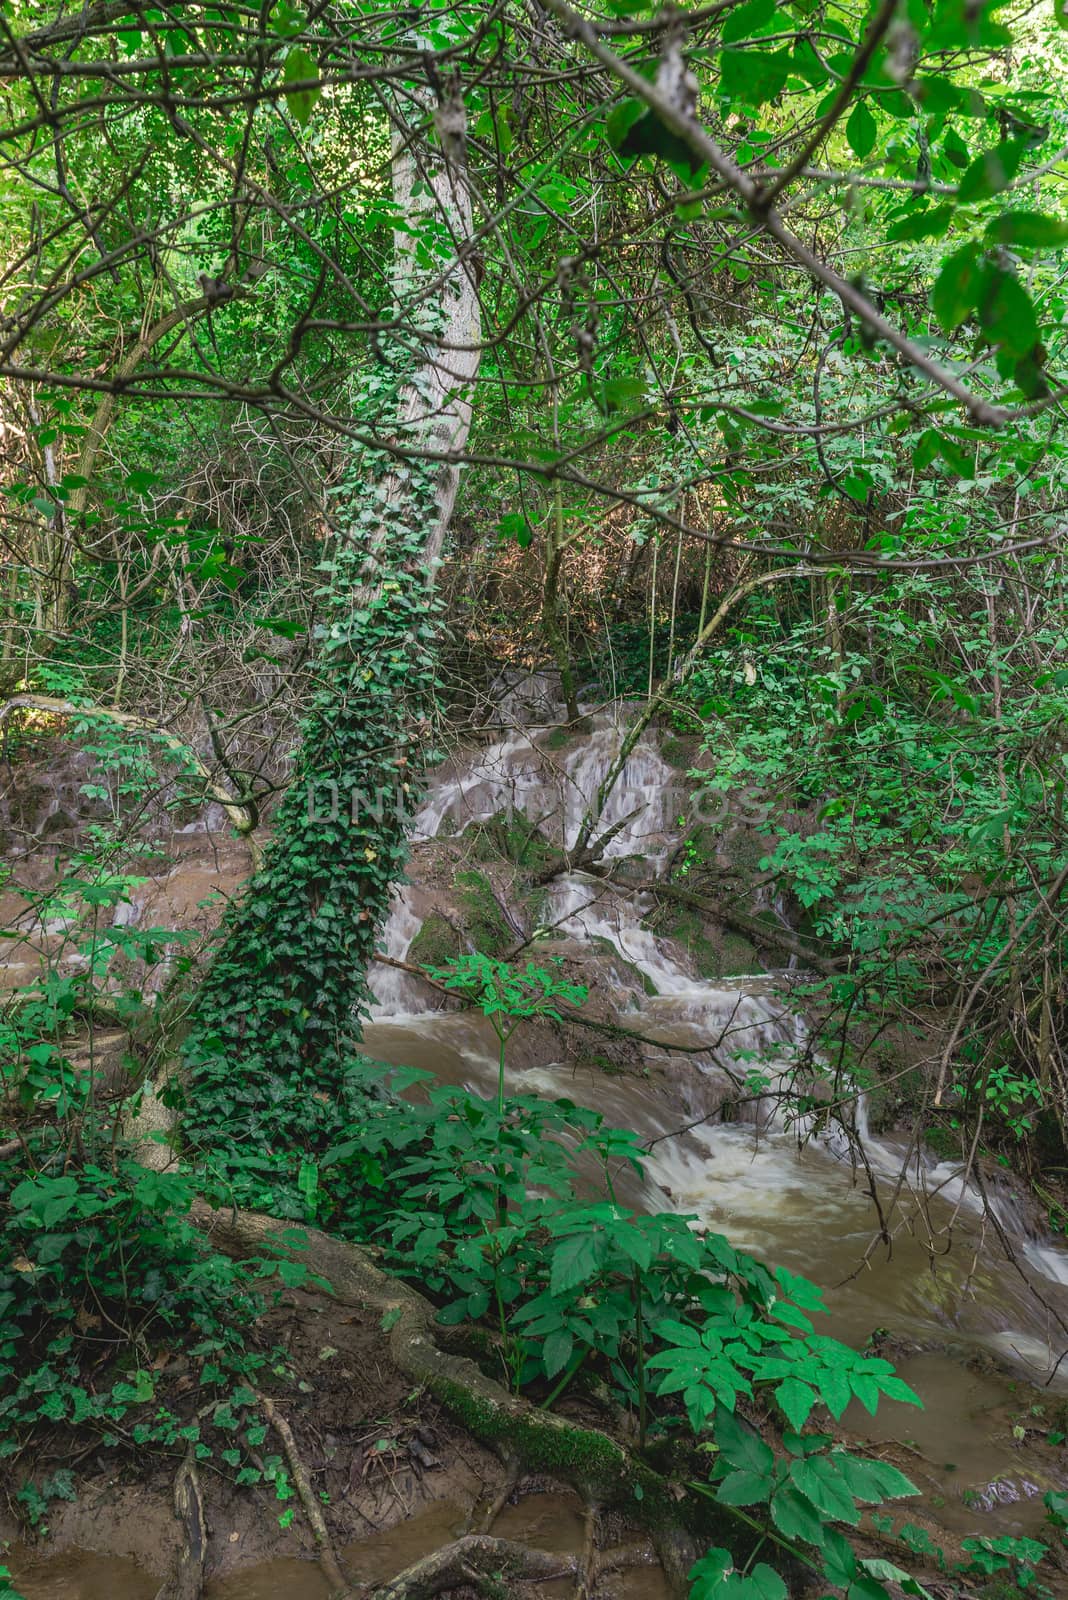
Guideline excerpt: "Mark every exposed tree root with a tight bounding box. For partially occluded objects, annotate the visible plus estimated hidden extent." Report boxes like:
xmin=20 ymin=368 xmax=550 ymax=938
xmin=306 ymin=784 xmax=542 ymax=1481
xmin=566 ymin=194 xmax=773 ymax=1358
xmin=153 ymin=1445 xmax=206 ymax=1600
xmin=574 ymin=1505 xmax=599 ymax=1600
xmin=366 ymin=1534 xmax=574 ymax=1599
xmin=471 ymin=1453 xmax=520 ymax=1533
xmin=257 ymin=1389 xmax=350 ymax=1596
xmin=191 ymin=1203 xmax=735 ymax=1596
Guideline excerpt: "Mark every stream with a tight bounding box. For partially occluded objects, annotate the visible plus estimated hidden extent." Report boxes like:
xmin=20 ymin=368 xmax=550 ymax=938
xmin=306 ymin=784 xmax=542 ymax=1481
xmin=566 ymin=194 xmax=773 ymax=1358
xmin=8 ymin=691 xmax=1068 ymax=1595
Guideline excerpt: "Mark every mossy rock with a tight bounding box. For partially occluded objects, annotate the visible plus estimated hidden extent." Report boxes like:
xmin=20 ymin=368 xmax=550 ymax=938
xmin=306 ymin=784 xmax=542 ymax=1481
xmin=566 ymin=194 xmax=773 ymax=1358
xmin=662 ymin=907 xmax=759 ymax=979
xmin=660 ymin=734 xmax=697 ymax=770
xmin=456 ymin=869 xmax=514 ymax=958
xmin=589 ymin=933 xmax=657 ymax=996
xmin=408 ymin=911 xmax=462 ymax=968
xmin=465 ymin=810 xmax=558 ymax=874
xmin=718 ymin=931 xmax=759 ymax=976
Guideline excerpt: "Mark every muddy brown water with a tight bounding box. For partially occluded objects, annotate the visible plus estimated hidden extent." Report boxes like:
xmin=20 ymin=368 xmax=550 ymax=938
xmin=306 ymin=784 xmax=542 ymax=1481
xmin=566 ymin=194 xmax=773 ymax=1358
xmin=9 ymin=1495 xmax=669 ymax=1599
xmin=6 ymin=700 xmax=1068 ymax=1590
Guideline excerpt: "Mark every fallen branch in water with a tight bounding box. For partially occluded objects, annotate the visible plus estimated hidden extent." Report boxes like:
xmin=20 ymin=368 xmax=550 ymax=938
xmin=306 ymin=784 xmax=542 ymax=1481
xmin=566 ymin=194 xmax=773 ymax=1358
xmin=258 ymin=1389 xmax=350 ymax=1595
xmin=368 ymin=1534 xmax=574 ymax=1599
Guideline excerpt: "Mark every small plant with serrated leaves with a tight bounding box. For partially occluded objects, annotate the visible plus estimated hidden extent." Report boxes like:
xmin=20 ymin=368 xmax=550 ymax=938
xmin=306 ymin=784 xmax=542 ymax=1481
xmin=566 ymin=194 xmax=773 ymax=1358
xmin=424 ymin=953 xmax=587 ymax=1113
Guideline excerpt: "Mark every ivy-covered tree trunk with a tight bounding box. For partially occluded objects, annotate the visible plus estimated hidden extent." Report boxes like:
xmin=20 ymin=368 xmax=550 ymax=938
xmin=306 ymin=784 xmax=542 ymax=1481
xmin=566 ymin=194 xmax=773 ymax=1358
xmin=177 ymin=71 xmax=480 ymax=1153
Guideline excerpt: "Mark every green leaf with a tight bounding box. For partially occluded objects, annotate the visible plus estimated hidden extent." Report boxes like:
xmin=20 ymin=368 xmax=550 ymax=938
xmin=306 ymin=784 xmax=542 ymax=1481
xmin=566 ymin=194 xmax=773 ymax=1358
xmin=549 ymin=1230 xmax=604 ymax=1296
xmin=837 ymin=1454 xmax=919 ymax=1503
xmin=984 ymin=210 xmax=1068 ymax=248
xmin=791 ymin=1455 xmax=860 ymax=1525
xmin=957 ymin=137 xmax=1028 ymax=204
xmin=542 ymin=1327 xmax=574 ymax=1378
xmin=976 ymin=267 xmax=1038 ymax=356
xmin=770 ymin=1484 xmax=826 ymax=1548
xmin=717 ymin=1469 xmax=774 ymax=1505
xmin=720 ymin=48 xmax=792 ymax=107
xmin=775 ymin=1376 xmax=816 ymax=1431
xmin=606 ymin=98 xmax=645 ymax=157
xmin=283 ymin=46 xmax=321 ymax=126
xmin=689 ymin=1550 xmax=786 ymax=1600
xmin=722 ymin=0 xmax=777 ymax=43
xmin=714 ymin=1407 xmax=775 ymax=1476
xmin=860 ymin=1558 xmax=935 ymax=1599
xmin=846 ymin=100 xmax=877 ymax=160
xmin=886 ymin=205 xmax=954 ymax=242
xmin=932 ymin=242 xmax=982 ymax=333
xmin=609 ymin=104 xmax=703 ymax=171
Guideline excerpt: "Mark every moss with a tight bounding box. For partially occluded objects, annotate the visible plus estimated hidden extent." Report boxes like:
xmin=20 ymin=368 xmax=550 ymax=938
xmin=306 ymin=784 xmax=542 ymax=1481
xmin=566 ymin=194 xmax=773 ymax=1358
xmin=544 ymin=718 xmax=592 ymax=752
xmin=408 ymin=911 xmax=462 ymax=968
xmin=661 ymin=734 xmax=696 ymax=770
xmin=465 ymin=810 xmax=558 ymax=874
xmin=456 ymin=869 xmax=514 ymax=958
xmin=718 ymin=931 xmax=759 ymax=976
xmin=660 ymin=908 xmax=758 ymax=980
xmin=923 ymin=1122 xmax=963 ymax=1162
xmin=589 ymin=933 xmax=655 ymax=995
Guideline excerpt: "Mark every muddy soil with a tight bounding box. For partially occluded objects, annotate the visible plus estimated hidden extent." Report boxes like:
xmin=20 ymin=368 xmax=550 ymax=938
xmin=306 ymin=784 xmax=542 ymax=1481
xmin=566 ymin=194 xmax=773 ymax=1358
xmin=3 ymin=1288 xmax=670 ymax=1599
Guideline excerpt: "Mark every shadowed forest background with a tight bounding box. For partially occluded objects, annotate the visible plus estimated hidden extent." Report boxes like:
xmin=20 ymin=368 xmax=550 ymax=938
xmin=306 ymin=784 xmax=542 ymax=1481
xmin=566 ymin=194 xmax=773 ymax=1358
xmin=2 ymin=1 xmax=1068 ymax=1597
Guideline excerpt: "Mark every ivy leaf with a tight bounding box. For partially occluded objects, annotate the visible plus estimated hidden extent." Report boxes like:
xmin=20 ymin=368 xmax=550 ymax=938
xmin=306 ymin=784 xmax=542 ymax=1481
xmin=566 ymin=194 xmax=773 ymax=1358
xmin=845 ymin=100 xmax=877 ymax=160
xmin=283 ymin=46 xmax=321 ymax=126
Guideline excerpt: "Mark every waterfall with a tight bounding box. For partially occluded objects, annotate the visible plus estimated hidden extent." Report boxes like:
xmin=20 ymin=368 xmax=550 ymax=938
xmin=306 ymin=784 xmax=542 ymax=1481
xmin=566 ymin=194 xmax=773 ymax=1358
xmin=365 ymin=683 xmax=1068 ymax=1392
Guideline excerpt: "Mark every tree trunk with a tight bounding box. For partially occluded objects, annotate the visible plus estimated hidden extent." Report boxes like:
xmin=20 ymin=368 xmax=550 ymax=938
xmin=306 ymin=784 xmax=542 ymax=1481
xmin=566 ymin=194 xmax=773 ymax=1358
xmin=169 ymin=61 xmax=481 ymax=1153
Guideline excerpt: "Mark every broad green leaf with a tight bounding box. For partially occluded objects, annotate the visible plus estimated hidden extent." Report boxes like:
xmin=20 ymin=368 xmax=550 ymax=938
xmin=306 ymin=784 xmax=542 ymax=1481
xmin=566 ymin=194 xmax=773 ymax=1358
xmin=984 ymin=210 xmax=1068 ymax=248
xmin=886 ymin=205 xmax=954 ymax=242
xmin=614 ymin=107 xmax=702 ymax=171
xmin=932 ymin=242 xmax=982 ymax=332
xmin=720 ymin=47 xmax=792 ymax=106
xmin=283 ymin=46 xmax=321 ymax=126
xmin=874 ymin=1375 xmax=922 ymax=1407
xmin=716 ymin=1468 xmax=774 ymax=1505
xmin=549 ymin=1230 xmax=604 ymax=1296
xmin=714 ymin=1406 xmax=774 ymax=1475
xmin=957 ymin=137 xmax=1028 ymax=204
xmin=722 ymin=0 xmax=777 ymax=43
xmin=791 ymin=1455 xmax=860 ymax=1525
xmin=860 ymin=1558 xmax=935 ymax=1599
xmin=976 ymin=267 xmax=1038 ymax=357
xmin=775 ymin=1375 xmax=816 ymax=1431
xmin=846 ymin=100 xmax=877 ymax=160
xmin=542 ymin=1327 xmax=573 ymax=1378
xmin=769 ymin=1484 xmax=826 ymax=1548
xmin=837 ymin=1454 xmax=918 ymax=1503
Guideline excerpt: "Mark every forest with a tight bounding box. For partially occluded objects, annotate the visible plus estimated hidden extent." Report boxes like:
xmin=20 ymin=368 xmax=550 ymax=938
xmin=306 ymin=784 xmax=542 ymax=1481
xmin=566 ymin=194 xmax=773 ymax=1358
xmin=1 ymin=0 xmax=1068 ymax=1596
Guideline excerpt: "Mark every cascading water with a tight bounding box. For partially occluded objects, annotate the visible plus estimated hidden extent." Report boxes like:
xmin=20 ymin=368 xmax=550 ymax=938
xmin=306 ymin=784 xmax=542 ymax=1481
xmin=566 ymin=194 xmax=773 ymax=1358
xmin=369 ymin=691 xmax=1068 ymax=1436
